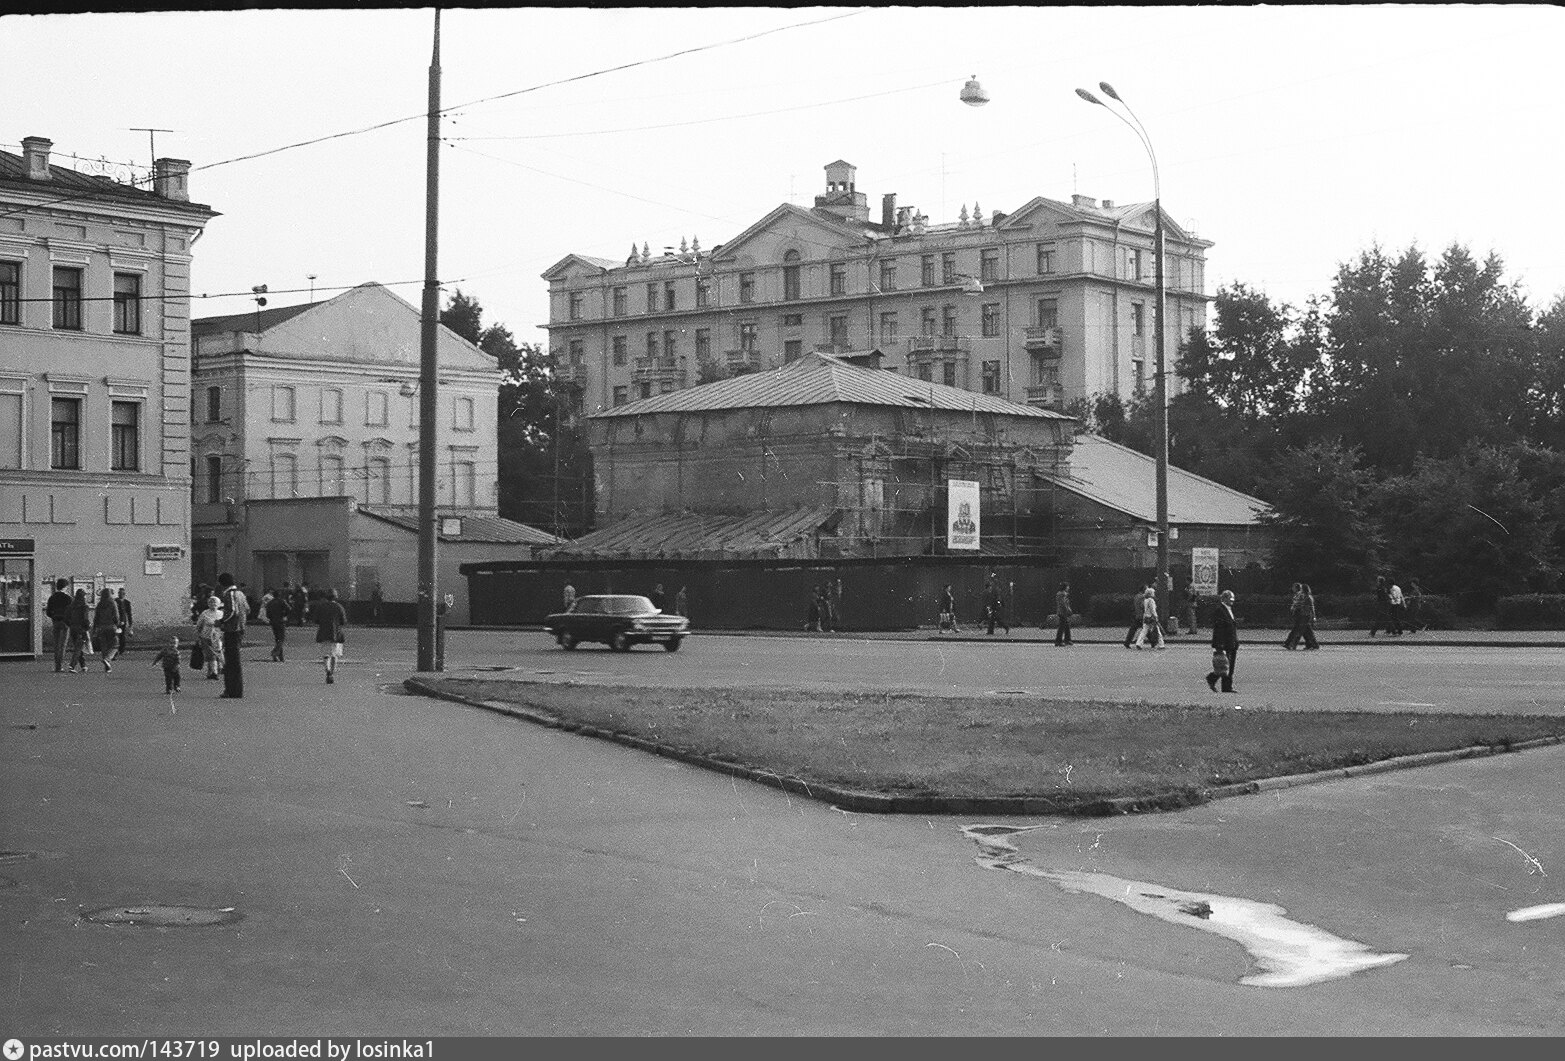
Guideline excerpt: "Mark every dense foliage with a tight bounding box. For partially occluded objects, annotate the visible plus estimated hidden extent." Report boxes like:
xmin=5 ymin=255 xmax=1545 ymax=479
xmin=1088 ymin=242 xmax=1565 ymax=608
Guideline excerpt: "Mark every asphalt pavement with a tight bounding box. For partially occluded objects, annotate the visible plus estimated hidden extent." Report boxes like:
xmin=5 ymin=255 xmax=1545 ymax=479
xmin=3 ymin=628 xmax=1564 ymax=1035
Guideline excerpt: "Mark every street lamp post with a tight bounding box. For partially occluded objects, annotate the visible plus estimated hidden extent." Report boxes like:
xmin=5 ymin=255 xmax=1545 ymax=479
xmin=1075 ymin=81 xmax=1170 ymax=633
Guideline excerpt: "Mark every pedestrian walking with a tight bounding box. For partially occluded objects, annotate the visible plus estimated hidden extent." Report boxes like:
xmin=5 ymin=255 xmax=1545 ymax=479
xmin=191 ymin=584 xmax=211 ymax=624
xmin=92 ymin=588 xmax=121 ymax=672
xmin=264 ymin=587 xmax=289 ymax=661
xmin=291 ymin=582 xmax=309 ymax=627
xmin=650 ymin=583 xmax=667 ymax=613
xmin=674 ymin=585 xmax=688 ymax=619
xmin=1206 ymin=589 xmax=1240 ymax=693
xmin=195 ymin=595 xmax=225 ymax=680
xmin=1388 ymin=580 xmax=1407 ymax=636
xmin=562 ymin=580 xmax=577 ymax=612
xmin=66 ymin=589 xmax=91 ymax=673
xmin=1181 ymin=584 xmax=1199 ymax=636
xmin=1054 ymin=582 xmax=1073 ymax=646
xmin=983 ymin=573 xmax=1009 ymax=635
xmin=1369 ymin=576 xmax=1391 ymax=637
xmin=151 ymin=636 xmax=183 ymax=694
xmin=217 ymin=573 xmax=247 ymax=698
xmin=370 ymin=582 xmax=384 ymax=624
xmin=1302 ymin=584 xmax=1321 ymax=649
xmin=816 ymin=585 xmax=835 ymax=632
xmin=46 ymin=578 xmax=72 ymax=672
xmin=938 ymin=584 xmax=959 ymax=633
xmin=1124 ymin=586 xmax=1148 ymax=648
xmin=1284 ymin=583 xmax=1306 ymax=650
xmin=1134 ymin=586 xmax=1166 ymax=649
xmin=312 ymin=588 xmax=348 ymax=684
xmin=805 ymin=587 xmax=821 ymax=631
xmin=115 ymin=588 xmax=134 ymax=656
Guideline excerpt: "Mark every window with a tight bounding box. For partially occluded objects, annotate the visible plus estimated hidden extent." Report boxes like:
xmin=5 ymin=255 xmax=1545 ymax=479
xmin=271 ymin=385 xmax=295 ymax=422
xmin=612 ymin=335 xmax=627 ymax=366
xmin=879 ymin=259 xmax=897 ymax=292
xmin=320 ymin=387 xmax=343 ymax=424
xmin=645 ymin=331 xmax=659 ymax=359
xmin=695 ymin=279 xmax=710 ymax=307
xmin=916 ymin=364 xmax=932 ymax=383
xmin=694 ymin=329 xmax=711 ymax=361
xmin=638 ymin=381 xmax=652 ymax=400
xmin=879 ymin=311 xmax=898 ymax=345
xmin=921 ymin=307 xmax=937 ymax=336
xmin=1132 ymin=303 xmax=1145 ymax=337
xmin=942 ymin=253 xmax=956 ymax=284
xmin=453 ymin=395 xmax=475 ymax=431
xmin=829 ymin=315 xmax=849 ymax=348
xmin=830 ymin=262 xmax=847 ymax=296
xmin=943 ymin=362 xmax=958 ymax=387
xmin=739 ymin=273 xmax=755 ymax=304
xmin=111 ymin=400 xmax=140 ymax=471
xmin=611 ymin=287 xmax=627 ymax=316
xmin=52 ymin=266 xmax=83 ymax=330
xmin=367 ymin=457 xmax=391 ymax=504
xmin=1037 ymin=299 xmax=1059 ymax=329
xmin=783 ymin=250 xmax=801 ymax=301
xmin=942 ymin=305 xmax=958 ymax=337
xmin=783 ymin=340 xmax=803 ymax=362
xmin=205 ymin=454 xmax=223 ymax=503
xmin=320 ymin=454 xmax=345 ymax=496
xmin=1134 ymin=358 xmax=1146 ymax=394
xmin=0 ymin=387 xmax=22 ymax=468
xmin=568 ymin=339 xmax=583 ymax=364
xmin=664 ymin=282 xmax=676 ymax=311
xmin=982 ymin=360 xmax=1001 ymax=395
xmin=1127 ymin=249 xmax=1143 ymax=280
xmin=738 ymin=322 xmax=758 ymax=354
xmin=782 ymin=314 xmax=802 ymax=328
xmin=921 ymin=255 xmax=936 ymax=287
xmin=569 ymin=292 xmax=584 ymax=320
xmin=1036 ymin=244 xmax=1055 ymax=275
xmin=365 ymin=390 xmax=388 ymax=426
xmin=452 ymin=459 xmax=476 ymax=508
xmin=113 ymin=272 xmax=142 ymax=334
xmin=612 ymin=386 xmax=628 ymax=407
xmin=206 ymin=385 xmax=222 ymax=423
xmin=980 ymin=248 xmax=999 ymax=283
xmin=50 ymin=397 xmax=81 ymax=469
xmin=273 ymin=453 xmax=298 ymax=497
xmin=981 ymin=302 xmax=1000 ymax=338
xmin=0 ymin=261 xmax=18 ymax=325
xmin=663 ymin=330 xmax=677 ymax=360
xmin=646 ymin=282 xmax=659 ymax=313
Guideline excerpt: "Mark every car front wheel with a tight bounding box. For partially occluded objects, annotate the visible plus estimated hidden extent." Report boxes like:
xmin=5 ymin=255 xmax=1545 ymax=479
xmin=560 ymin=632 xmax=577 ymax=650
xmin=611 ymin=631 xmax=631 ymax=652
xmin=663 ymin=638 xmax=682 ymax=652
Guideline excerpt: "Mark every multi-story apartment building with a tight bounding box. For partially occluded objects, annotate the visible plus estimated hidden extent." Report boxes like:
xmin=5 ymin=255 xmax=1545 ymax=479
xmin=543 ymin=160 xmax=1212 ymax=416
xmin=1 ymin=136 xmax=217 ymax=655
xmin=188 ymin=281 xmax=550 ymax=623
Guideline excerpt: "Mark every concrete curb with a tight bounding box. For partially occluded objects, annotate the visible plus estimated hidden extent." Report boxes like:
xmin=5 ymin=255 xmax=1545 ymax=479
xmin=402 ymin=676 xmax=1565 ymax=817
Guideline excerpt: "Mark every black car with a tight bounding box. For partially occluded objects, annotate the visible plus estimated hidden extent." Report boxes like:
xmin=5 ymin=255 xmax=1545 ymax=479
xmin=544 ymin=594 xmax=690 ymax=652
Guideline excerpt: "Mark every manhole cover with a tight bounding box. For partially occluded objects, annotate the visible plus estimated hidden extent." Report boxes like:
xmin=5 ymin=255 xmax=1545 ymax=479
xmin=82 ymin=905 xmax=241 ymax=927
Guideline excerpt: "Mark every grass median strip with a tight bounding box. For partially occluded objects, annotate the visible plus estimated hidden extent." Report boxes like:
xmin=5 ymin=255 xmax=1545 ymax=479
xmin=426 ymin=679 xmax=1565 ymax=811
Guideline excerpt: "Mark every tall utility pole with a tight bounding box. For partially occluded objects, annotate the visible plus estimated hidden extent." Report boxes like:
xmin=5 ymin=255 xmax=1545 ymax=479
xmin=416 ymin=10 xmax=442 ymax=672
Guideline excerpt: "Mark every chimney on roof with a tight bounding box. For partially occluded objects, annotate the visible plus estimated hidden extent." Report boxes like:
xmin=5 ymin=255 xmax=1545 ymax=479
xmin=21 ymin=136 xmax=52 ymax=181
xmin=882 ymin=193 xmax=896 ymax=229
xmin=1071 ymin=194 xmax=1098 ymax=209
xmin=153 ymin=157 xmax=191 ymax=201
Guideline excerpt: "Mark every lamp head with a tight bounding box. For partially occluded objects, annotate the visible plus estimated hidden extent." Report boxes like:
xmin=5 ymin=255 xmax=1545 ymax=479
xmin=1075 ymin=88 xmax=1103 ymax=106
xmin=959 ymin=75 xmax=990 ymax=107
xmin=1098 ymin=81 xmax=1122 ymax=101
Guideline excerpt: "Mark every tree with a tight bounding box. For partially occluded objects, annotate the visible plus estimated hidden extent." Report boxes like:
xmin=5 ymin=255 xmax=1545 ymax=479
xmin=1256 ymin=440 xmax=1383 ymax=593
xmin=1179 ymin=282 xmax=1321 ymax=419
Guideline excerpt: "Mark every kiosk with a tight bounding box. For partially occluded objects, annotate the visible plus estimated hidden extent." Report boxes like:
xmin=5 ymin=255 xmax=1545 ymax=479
xmin=0 ymin=538 xmax=38 ymax=658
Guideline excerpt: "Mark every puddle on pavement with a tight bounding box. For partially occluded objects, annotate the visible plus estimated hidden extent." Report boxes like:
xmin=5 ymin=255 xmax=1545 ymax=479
xmin=962 ymin=824 xmax=1409 ymax=988
xmin=1506 ymin=902 xmax=1565 ymax=923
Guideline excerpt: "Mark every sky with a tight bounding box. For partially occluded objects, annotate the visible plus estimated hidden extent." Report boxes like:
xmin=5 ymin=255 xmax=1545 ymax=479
xmin=8 ymin=5 xmax=1565 ymax=347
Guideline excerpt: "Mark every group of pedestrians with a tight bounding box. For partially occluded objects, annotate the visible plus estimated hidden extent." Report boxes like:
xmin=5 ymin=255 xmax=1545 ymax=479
xmin=46 ymin=579 xmax=133 ymax=674
xmin=1370 ymin=575 xmax=1425 ymax=636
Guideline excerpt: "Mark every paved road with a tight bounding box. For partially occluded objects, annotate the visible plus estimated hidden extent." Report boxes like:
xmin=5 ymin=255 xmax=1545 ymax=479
xmin=2 ymin=629 xmax=1562 ymax=1035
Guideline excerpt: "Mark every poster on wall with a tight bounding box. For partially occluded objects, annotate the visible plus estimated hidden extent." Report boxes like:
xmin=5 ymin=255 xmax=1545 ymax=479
xmin=947 ymin=479 xmax=980 ymax=551
xmin=1191 ymin=547 xmax=1220 ymax=596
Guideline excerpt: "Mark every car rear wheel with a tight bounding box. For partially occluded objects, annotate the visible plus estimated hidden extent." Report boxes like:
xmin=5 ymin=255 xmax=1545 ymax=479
xmin=663 ymin=638 xmax=682 ymax=652
xmin=560 ymin=632 xmax=577 ymax=650
xmin=611 ymin=631 xmax=631 ymax=652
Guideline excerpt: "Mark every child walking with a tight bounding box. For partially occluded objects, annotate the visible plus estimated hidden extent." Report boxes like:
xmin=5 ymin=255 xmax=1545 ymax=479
xmin=151 ymin=636 xmax=183 ymax=694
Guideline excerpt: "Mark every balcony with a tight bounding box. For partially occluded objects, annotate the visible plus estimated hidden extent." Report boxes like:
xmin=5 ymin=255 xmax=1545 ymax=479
xmin=633 ymin=356 xmax=685 ymax=386
xmin=1025 ymin=382 xmax=1065 ymax=409
xmin=907 ymin=334 xmax=971 ymax=355
xmin=554 ymin=362 xmax=587 ymax=385
xmin=1023 ymin=326 xmax=1063 ymax=353
xmin=724 ymin=349 xmax=763 ymax=374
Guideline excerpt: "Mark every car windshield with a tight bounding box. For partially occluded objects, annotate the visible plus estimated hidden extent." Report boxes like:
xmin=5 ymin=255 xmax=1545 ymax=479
xmin=574 ymin=595 xmax=655 ymax=616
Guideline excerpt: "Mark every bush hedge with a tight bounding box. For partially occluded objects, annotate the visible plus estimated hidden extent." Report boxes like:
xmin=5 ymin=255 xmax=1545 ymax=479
xmin=1494 ymin=595 xmax=1565 ymax=630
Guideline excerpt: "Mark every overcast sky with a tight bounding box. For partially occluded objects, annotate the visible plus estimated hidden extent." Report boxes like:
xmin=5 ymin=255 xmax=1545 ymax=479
xmin=8 ymin=6 xmax=1564 ymax=345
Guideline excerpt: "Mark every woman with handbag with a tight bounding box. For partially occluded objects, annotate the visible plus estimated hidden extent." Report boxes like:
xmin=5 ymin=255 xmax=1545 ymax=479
xmin=92 ymin=588 xmax=121 ymax=672
xmin=1206 ymin=589 xmax=1239 ymax=693
xmin=194 ymin=595 xmax=225 ymax=680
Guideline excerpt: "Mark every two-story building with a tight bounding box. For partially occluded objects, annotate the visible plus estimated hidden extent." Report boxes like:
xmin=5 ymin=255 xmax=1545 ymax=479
xmin=1 ymin=135 xmax=217 ymax=655
xmin=190 ymin=282 xmax=559 ymax=624
xmin=543 ymin=160 xmax=1212 ymax=419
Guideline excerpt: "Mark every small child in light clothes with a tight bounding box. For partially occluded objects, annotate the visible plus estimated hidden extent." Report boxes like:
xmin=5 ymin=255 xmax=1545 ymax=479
xmin=151 ymin=636 xmax=183 ymax=694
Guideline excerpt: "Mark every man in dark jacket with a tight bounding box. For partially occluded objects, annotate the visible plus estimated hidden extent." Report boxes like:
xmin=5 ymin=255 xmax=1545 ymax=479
xmin=46 ymin=578 xmax=73 ymax=672
xmin=217 ymin=572 xmax=247 ymax=699
xmin=1206 ymin=589 xmax=1239 ymax=693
